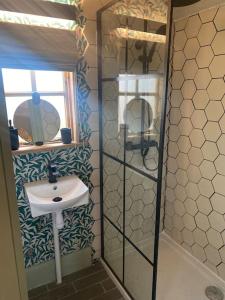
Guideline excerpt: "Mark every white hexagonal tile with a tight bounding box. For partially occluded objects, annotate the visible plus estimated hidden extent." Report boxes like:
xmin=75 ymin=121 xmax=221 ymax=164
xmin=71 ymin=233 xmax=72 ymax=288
xmin=207 ymin=79 xmax=225 ymax=100
xmin=186 ymin=182 xmax=200 ymax=200
xmin=180 ymin=100 xmax=194 ymax=117
xmin=168 ymin=141 xmax=179 ymax=158
xmin=183 ymin=213 xmax=196 ymax=231
xmin=169 ymin=125 xmax=180 ymax=142
xmin=175 ymin=18 xmax=187 ymax=31
xmin=193 ymin=228 xmax=208 ymax=247
xmin=209 ymin=211 xmax=225 ymax=232
xmin=209 ymin=55 xmax=225 ymax=78
xmin=199 ymin=6 xmax=217 ymax=23
xmin=212 ymin=31 xmax=225 ymax=55
xmin=184 ymin=38 xmax=200 ymax=59
xmin=173 ymin=51 xmax=186 ymax=70
xmin=201 ymin=141 xmax=219 ymax=161
xmin=187 ymin=164 xmax=201 ymax=183
xmin=167 ymin=157 xmax=178 ymax=174
xmin=175 ymin=184 xmax=187 ymax=202
xmin=191 ymin=110 xmax=207 ymax=129
xmin=219 ymin=115 xmax=225 ymax=133
xmin=198 ymin=22 xmax=216 ymax=46
xmin=182 ymin=59 xmax=198 ymax=79
xmin=185 ymin=15 xmax=201 ymax=38
xmin=193 ymin=94 xmax=209 ymax=115
xmin=170 ymin=90 xmax=183 ymax=108
xmin=214 ymin=5 xmax=225 ymax=31
xmin=206 ymin=101 xmax=224 ymax=122
xmin=188 ymin=147 xmax=203 ymax=166
xmin=195 ymin=212 xmax=210 ymax=231
xmin=182 ymin=228 xmax=194 ymax=246
xmin=211 ymin=193 xmax=225 ymax=214
xmin=174 ymin=200 xmax=185 ymax=217
xmin=203 ymin=122 xmax=221 ymax=142
xmin=174 ymin=30 xmax=187 ymax=51
xmin=171 ymin=71 xmax=185 ymax=89
xmin=215 ymin=155 xmax=225 ymax=176
xmin=179 ymin=118 xmax=193 ymax=136
xmin=205 ymin=244 xmax=221 ymax=265
xmin=199 ymin=160 xmax=216 ymax=180
xmin=217 ymin=135 xmax=225 ymax=155
xmin=213 ymin=174 xmax=225 ymax=196
xmin=196 ymin=46 xmax=214 ymax=68
xmin=173 ymin=214 xmax=185 ymax=231
xmin=198 ymin=178 xmax=214 ymax=198
xmin=184 ymin=198 xmax=198 ymax=216
xmin=178 ymin=135 xmax=191 ymax=153
xmin=192 ymin=244 xmax=206 ymax=262
xmin=130 ymin=215 xmax=143 ymax=230
xmin=196 ymin=195 xmax=213 ymax=215
xmin=194 ymin=68 xmax=211 ymax=90
xmin=181 ymin=80 xmax=196 ymax=99
xmin=207 ymin=228 xmax=223 ymax=249
xmin=177 ymin=152 xmax=190 ymax=170
xmin=170 ymin=108 xmax=181 ymax=125
xmin=190 ymin=129 xmax=205 ymax=148
xmin=176 ymin=169 xmax=188 ymax=187
xmin=142 ymin=204 xmax=154 ymax=219
xmin=131 ymin=199 xmax=144 ymax=215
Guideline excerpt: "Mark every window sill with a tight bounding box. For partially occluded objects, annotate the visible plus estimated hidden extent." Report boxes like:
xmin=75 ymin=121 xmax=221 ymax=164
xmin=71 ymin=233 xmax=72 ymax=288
xmin=12 ymin=141 xmax=81 ymax=155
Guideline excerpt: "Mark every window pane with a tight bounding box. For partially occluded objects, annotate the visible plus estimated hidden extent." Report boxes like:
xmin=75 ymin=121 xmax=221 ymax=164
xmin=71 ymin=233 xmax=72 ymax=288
xmin=43 ymin=96 xmax=67 ymax=138
xmin=35 ymin=71 xmax=64 ymax=92
xmin=5 ymin=97 xmax=30 ymax=124
xmin=2 ymin=69 xmax=32 ymax=93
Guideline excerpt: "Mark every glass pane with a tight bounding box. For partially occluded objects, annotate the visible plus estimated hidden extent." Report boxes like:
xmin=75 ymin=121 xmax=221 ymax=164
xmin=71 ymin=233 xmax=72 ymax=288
xmin=124 ymin=241 xmax=153 ymax=300
xmin=35 ymin=70 xmax=64 ymax=92
xmin=103 ymin=155 xmax=124 ymax=230
xmin=104 ymin=218 xmax=123 ymax=281
xmin=42 ymin=96 xmax=66 ymax=139
xmin=103 ymin=81 xmax=124 ymax=160
xmin=125 ymin=167 xmax=156 ymax=262
xmin=5 ymin=97 xmax=29 ymax=124
xmin=2 ymin=69 xmax=32 ymax=93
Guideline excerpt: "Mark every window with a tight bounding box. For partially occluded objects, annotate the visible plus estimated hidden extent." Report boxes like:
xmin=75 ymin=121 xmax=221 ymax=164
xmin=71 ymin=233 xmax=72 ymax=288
xmin=2 ymin=68 xmax=77 ymax=146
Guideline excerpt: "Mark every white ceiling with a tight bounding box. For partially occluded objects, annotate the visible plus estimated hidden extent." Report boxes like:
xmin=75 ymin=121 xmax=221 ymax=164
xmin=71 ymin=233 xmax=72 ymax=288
xmin=173 ymin=0 xmax=225 ymax=20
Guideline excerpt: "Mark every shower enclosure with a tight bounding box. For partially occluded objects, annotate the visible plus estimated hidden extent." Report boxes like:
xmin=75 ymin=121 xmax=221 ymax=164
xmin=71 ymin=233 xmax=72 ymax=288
xmin=97 ymin=1 xmax=171 ymax=299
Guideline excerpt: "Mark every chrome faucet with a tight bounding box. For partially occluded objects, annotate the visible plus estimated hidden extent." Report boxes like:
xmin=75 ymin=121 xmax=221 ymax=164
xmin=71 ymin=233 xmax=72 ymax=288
xmin=48 ymin=163 xmax=58 ymax=183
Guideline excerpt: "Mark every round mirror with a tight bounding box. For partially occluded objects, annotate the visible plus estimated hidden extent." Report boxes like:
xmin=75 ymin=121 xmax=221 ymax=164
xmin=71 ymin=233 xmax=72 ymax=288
xmin=126 ymin=98 xmax=153 ymax=136
xmin=14 ymin=98 xmax=60 ymax=144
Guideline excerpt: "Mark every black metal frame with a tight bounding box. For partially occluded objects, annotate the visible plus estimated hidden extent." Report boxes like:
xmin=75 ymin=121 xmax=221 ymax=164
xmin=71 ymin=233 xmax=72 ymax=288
xmin=97 ymin=1 xmax=173 ymax=299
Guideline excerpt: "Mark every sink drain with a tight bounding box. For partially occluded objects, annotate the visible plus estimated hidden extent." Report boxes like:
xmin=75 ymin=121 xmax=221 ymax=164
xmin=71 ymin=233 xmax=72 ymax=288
xmin=205 ymin=286 xmax=224 ymax=300
xmin=52 ymin=197 xmax=63 ymax=202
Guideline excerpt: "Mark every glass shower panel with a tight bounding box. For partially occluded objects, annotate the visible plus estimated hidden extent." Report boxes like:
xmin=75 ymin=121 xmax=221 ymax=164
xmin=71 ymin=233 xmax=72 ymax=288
xmin=104 ymin=218 xmax=123 ymax=281
xmin=125 ymin=167 xmax=156 ymax=262
xmin=124 ymin=240 xmax=153 ymax=300
xmin=102 ymin=81 xmax=124 ymax=161
xmin=103 ymin=155 xmax=124 ymax=230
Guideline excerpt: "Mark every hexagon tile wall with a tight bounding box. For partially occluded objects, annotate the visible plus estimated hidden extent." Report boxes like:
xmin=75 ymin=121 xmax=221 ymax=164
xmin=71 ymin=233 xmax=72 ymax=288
xmin=164 ymin=4 xmax=225 ymax=280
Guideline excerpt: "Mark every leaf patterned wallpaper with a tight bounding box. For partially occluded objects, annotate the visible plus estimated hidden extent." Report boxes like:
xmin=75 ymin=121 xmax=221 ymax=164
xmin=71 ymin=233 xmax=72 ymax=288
xmin=13 ymin=56 xmax=94 ymax=267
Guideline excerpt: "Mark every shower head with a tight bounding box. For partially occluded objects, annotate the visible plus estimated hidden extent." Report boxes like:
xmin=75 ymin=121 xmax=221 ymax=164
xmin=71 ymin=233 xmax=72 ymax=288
xmin=172 ymin=0 xmax=201 ymax=7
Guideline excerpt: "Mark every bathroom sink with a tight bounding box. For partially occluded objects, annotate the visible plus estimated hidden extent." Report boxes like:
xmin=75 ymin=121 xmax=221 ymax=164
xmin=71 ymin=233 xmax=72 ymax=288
xmin=25 ymin=175 xmax=89 ymax=218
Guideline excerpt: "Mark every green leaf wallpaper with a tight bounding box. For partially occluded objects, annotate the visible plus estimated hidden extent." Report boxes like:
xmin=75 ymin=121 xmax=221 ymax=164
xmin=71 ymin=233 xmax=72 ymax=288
xmin=13 ymin=51 xmax=95 ymax=267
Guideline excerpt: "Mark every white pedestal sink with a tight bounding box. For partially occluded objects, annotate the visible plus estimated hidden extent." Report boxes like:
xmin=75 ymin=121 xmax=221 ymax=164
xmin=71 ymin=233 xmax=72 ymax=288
xmin=25 ymin=175 xmax=89 ymax=284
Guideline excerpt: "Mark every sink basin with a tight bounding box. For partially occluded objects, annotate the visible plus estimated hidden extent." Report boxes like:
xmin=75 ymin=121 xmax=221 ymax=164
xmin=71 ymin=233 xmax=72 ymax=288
xmin=25 ymin=175 xmax=89 ymax=218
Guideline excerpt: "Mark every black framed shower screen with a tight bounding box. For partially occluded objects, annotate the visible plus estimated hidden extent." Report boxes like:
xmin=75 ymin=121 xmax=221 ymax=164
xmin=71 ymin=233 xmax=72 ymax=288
xmin=97 ymin=1 xmax=172 ymax=299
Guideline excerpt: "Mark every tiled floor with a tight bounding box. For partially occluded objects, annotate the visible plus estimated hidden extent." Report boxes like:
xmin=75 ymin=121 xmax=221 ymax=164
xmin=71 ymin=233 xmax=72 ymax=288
xmin=28 ymin=262 xmax=125 ymax=300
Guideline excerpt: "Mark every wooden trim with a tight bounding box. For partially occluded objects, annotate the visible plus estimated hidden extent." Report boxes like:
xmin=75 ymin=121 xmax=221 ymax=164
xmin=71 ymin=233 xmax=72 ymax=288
xmin=0 ymin=70 xmax=28 ymax=300
xmin=12 ymin=141 xmax=86 ymax=155
xmin=64 ymin=72 xmax=79 ymax=143
xmin=0 ymin=0 xmax=78 ymax=20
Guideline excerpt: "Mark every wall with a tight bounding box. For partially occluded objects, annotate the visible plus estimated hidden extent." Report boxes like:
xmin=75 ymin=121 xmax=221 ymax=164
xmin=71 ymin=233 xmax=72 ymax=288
xmin=13 ymin=0 xmax=109 ymax=270
xmin=164 ymin=3 xmax=225 ymax=280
